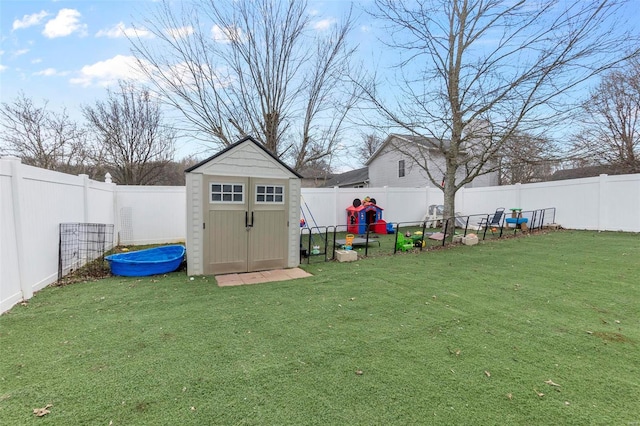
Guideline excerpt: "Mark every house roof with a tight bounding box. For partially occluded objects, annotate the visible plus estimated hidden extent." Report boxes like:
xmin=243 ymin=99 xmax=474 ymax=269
xmin=185 ymin=136 xmax=303 ymax=178
xmin=365 ymin=134 xmax=449 ymax=166
xmin=322 ymin=167 xmax=369 ymax=187
xmin=550 ymin=165 xmax=624 ymax=181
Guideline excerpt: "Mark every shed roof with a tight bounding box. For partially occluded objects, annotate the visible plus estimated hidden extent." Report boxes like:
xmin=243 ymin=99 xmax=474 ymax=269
xmin=185 ymin=136 xmax=303 ymax=178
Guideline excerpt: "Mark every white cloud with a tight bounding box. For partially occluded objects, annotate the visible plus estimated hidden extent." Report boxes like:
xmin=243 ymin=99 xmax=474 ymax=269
xmin=360 ymin=25 xmax=371 ymax=33
xmin=0 ymin=65 xmax=7 ymax=72
xmin=313 ymin=18 xmax=336 ymax=31
xmin=96 ymin=22 xmax=154 ymax=39
xmin=33 ymin=68 xmax=59 ymax=76
xmin=211 ymin=25 xmax=242 ymax=44
xmin=12 ymin=11 xmax=49 ymax=30
xmin=32 ymin=58 xmax=42 ymax=64
xmin=165 ymin=61 xmax=234 ymax=90
xmin=166 ymin=26 xmax=193 ymax=39
xmin=43 ymin=9 xmax=87 ymax=38
xmin=70 ymin=55 xmax=147 ymax=87
xmin=14 ymin=49 xmax=30 ymax=57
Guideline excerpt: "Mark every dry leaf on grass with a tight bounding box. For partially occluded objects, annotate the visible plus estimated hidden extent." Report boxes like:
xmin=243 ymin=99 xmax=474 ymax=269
xmin=506 ymin=393 xmax=513 ymax=400
xmin=544 ymin=379 xmax=561 ymax=387
xmin=447 ymin=347 xmax=461 ymax=356
xmin=33 ymin=404 xmax=52 ymax=417
xmin=534 ymin=389 xmax=544 ymax=397
xmin=484 ymin=370 xmax=491 ymax=377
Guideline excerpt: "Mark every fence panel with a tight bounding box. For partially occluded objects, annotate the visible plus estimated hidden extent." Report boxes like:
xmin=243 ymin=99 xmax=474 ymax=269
xmin=0 ymin=159 xmax=22 ymax=312
xmin=114 ymin=186 xmax=186 ymax=245
xmin=2 ymin=156 xmax=640 ymax=314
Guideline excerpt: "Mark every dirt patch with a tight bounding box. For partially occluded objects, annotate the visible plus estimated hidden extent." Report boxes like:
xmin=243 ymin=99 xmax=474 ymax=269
xmin=593 ymin=331 xmax=632 ymax=343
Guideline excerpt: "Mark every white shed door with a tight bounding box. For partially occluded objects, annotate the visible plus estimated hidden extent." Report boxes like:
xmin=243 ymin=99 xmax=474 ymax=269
xmin=203 ymin=175 xmax=288 ymax=275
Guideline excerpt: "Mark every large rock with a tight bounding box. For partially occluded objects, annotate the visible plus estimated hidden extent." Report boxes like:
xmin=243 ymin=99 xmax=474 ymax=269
xmin=336 ymin=250 xmax=358 ymax=262
xmin=462 ymin=234 xmax=479 ymax=246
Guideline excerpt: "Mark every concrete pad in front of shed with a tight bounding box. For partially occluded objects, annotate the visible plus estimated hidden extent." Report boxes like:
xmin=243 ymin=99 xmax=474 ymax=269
xmin=215 ymin=268 xmax=312 ymax=287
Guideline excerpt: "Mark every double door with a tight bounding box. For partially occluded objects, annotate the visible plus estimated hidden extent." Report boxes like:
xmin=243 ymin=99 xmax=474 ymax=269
xmin=203 ymin=175 xmax=288 ymax=275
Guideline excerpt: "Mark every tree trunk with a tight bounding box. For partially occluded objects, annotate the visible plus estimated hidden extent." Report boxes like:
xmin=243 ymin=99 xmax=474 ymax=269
xmin=442 ymin=160 xmax=457 ymax=238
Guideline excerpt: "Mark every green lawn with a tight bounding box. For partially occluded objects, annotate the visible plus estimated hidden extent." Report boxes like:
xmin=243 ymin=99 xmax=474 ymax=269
xmin=1 ymin=230 xmax=639 ymax=425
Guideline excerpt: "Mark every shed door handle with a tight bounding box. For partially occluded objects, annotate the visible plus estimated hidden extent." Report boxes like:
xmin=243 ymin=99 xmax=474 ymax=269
xmin=245 ymin=211 xmax=254 ymax=228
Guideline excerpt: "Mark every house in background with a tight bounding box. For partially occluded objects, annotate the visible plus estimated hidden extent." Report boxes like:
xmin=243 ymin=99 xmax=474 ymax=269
xmin=550 ymin=164 xmax=626 ymax=181
xmin=365 ymin=134 xmax=498 ymax=188
xmin=321 ymin=167 xmax=369 ymax=188
xmin=300 ymin=171 xmax=334 ymax=188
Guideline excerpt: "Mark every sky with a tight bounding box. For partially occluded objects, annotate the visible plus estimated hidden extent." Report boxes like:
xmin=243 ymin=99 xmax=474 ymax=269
xmin=0 ymin=0 xmax=378 ymax=168
xmin=1 ymin=0 xmax=639 ymax=171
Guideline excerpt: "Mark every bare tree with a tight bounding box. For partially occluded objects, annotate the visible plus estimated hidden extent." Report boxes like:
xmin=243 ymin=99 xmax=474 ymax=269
xmin=130 ymin=0 xmax=359 ymax=171
xmin=364 ymin=0 xmax=639 ymax=232
xmin=499 ymin=132 xmax=559 ymax=185
xmin=356 ymin=133 xmax=384 ymax=165
xmin=572 ymin=59 xmax=640 ymax=173
xmin=0 ymin=93 xmax=88 ymax=172
xmin=83 ymin=80 xmax=176 ymax=185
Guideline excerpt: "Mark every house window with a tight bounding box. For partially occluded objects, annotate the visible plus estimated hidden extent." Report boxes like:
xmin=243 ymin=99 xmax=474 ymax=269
xmin=398 ymin=160 xmax=405 ymax=178
xmin=256 ymin=184 xmax=284 ymax=203
xmin=210 ymin=183 xmax=244 ymax=203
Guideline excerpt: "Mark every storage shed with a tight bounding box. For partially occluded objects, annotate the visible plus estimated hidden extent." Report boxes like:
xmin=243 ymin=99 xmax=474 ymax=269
xmin=185 ymin=136 xmax=302 ymax=276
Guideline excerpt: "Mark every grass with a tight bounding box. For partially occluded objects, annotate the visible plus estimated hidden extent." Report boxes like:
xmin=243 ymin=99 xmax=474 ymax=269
xmin=1 ymin=230 xmax=639 ymax=425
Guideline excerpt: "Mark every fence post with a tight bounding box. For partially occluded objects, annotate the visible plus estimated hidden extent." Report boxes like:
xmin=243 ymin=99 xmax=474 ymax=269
xmin=79 ymin=174 xmax=89 ymax=223
xmin=108 ymin=174 xmax=118 ymax=246
xmin=333 ymin=186 xmax=339 ymax=226
xmin=6 ymin=157 xmax=32 ymax=300
xmin=424 ymin=185 xmax=430 ymax=219
xmin=598 ymin=174 xmax=608 ymax=231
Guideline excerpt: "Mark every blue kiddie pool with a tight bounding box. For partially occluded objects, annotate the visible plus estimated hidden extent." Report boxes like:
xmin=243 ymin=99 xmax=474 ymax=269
xmin=106 ymin=245 xmax=185 ymax=277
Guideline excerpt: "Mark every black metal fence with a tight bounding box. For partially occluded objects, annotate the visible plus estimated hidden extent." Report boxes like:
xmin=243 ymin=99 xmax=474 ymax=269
xmin=58 ymin=223 xmax=115 ymax=280
xmin=300 ymin=207 xmax=556 ymax=264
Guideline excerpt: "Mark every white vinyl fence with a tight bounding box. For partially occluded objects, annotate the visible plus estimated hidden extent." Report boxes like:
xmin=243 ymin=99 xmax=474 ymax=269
xmin=0 ymin=157 xmax=185 ymax=314
xmin=2 ymin=155 xmax=639 ymax=313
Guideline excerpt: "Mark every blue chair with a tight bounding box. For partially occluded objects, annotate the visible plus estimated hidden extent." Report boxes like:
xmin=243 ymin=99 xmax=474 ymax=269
xmin=478 ymin=208 xmax=505 ymax=234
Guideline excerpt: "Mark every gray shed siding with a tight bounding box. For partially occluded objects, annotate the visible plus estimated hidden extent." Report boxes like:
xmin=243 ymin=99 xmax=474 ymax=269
xmin=185 ymin=173 xmax=203 ymax=275
xmin=287 ymin=178 xmax=302 ymax=267
xmin=192 ymin=142 xmax=295 ymax=178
